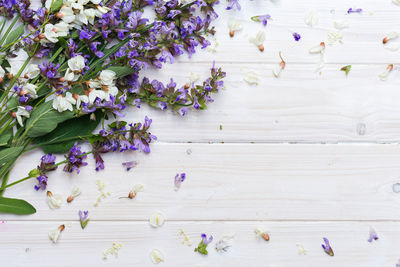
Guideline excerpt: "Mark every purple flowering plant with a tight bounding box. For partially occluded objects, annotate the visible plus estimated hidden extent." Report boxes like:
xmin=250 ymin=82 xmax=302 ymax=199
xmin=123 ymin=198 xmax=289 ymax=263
xmin=194 ymin=233 xmax=213 ymax=255
xmin=0 ymin=0 xmax=226 ymax=215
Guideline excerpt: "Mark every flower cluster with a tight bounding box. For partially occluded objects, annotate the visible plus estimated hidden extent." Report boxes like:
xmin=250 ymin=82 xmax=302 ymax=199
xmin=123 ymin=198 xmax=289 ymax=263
xmin=32 ymin=154 xmax=57 ymax=191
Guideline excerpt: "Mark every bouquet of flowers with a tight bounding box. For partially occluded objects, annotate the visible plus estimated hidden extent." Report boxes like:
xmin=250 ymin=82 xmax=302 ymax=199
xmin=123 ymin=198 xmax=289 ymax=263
xmin=0 ymin=0 xmax=226 ymax=214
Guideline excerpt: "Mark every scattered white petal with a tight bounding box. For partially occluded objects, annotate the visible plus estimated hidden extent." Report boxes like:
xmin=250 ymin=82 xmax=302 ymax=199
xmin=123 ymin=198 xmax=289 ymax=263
xmin=48 ymin=224 xmax=65 ymax=243
xmin=296 ymin=243 xmax=308 ymax=255
xmin=333 ymin=20 xmax=349 ymax=30
xmin=179 ymin=229 xmax=193 ymax=246
xmin=150 ymin=249 xmax=164 ymax=264
xmin=378 ymin=64 xmax=394 ymax=81
xmin=215 ymin=234 xmax=235 ymax=253
xmin=315 ymin=53 xmax=325 ymax=72
xmin=393 ymin=183 xmax=400 ymax=193
xmin=94 ymin=180 xmax=110 ymax=206
xmin=384 ymin=42 xmax=400 ymax=51
xmin=327 ymin=30 xmax=343 ymax=45
xmin=228 ymin=19 xmax=243 ymax=37
xmin=309 ymin=42 xmax=326 ymax=54
xmin=103 ymin=242 xmax=122 ymax=260
xmin=249 ymin=31 xmax=266 ymax=51
xmin=47 ymin=191 xmax=62 ymax=209
xmin=207 ymin=37 xmax=218 ymax=53
xmin=149 ymin=212 xmax=165 ymax=228
xmin=133 ymin=184 xmax=145 ymax=193
xmin=304 ymin=10 xmax=319 ymax=26
xmin=243 ymin=71 xmax=260 ymax=85
xmin=393 ymin=0 xmax=400 ymax=6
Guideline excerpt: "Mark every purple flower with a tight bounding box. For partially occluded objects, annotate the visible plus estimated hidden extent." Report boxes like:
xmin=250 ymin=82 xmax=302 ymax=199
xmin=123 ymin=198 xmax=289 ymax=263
xmin=178 ymin=107 xmax=188 ymax=116
xmin=226 ymin=0 xmax=241 ymax=10
xmin=201 ymin=233 xmax=213 ymax=245
xmin=347 ymin=8 xmax=362 ymax=14
xmin=79 ymin=210 xmax=89 ymax=229
xmin=293 ymin=32 xmax=301 ymax=41
xmin=34 ymin=174 xmax=48 ymax=191
xmin=38 ymin=153 xmax=57 ymax=173
xmin=174 ymin=173 xmax=186 ymax=190
xmin=38 ymin=61 xmax=60 ymax=79
xmin=94 ymin=153 xmax=104 ymax=171
xmin=321 ymin=237 xmax=334 ymax=256
xmin=251 ymin=14 xmax=271 ymax=26
xmin=63 ymin=142 xmax=88 ymax=174
xmin=195 ymin=233 xmax=213 ymax=255
xmin=368 ymin=227 xmax=378 ymax=242
xmin=122 ymin=161 xmax=138 ymax=171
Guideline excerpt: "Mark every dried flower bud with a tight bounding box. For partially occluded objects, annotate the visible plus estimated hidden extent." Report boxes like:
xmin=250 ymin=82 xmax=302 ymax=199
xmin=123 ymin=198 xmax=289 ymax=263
xmin=229 ymin=30 xmax=235 ymax=37
xmin=0 ymin=77 xmax=4 ymax=83
xmin=262 ymin=232 xmax=270 ymax=241
xmin=184 ymin=83 xmax=190 ymax=89
xmin=258 ymin=44 xmax=264 ymax=52
xmin=34 ymin=37 xmax=39 ymax=42
xmin=67 ymin=195 xmax=74 ymax=203
xmin=59 ymin=77 xmax=65 ymax=82
xmin=38 ymin=33 xmax=45 ymax=39
xmin=6 ymin=73 xmax=13 ymax=79
xmin=24 ymin=73 xmax=29 ymax=79
xmin=10 ymin=112 xmax=16 ymax=118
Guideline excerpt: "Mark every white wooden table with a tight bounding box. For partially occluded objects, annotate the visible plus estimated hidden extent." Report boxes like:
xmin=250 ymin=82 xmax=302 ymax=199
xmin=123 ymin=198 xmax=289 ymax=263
xmin=2 ymin=0 xmax=400 ymax=266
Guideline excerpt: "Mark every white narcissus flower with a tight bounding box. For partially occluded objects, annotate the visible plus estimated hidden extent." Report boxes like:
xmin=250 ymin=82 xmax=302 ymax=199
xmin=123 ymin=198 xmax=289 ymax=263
xmin=326 ymin=30 xmax=343 ymax=45
xmin=228 ymin=19 xmax=242 ymax=37
xmin=48 ymin=224 xmax=65 ymax=243
xmin=89 ymin=89 xmax=106 ymax=104
xmin=23 ymin=64 xmax=40 ymax=79
xmin=59 ymin=6 xmax=75 ymax=24
xmin=149 ymin=249 xmax=164 ymax=264
xmin=47 ymin=191 xmax=63 ymax=209
xmin=68 ymin=55 xmax=86 ymax=72
xmin=334 ymin=20 xmax=349 ymax=30
xmin=99 ymin=70 xmax=117 ymax=86
xmin=24 ymin=83 xmax=38 ymax=99
xmin=149 ymin=212 xmax=165 ymax=228
xmin=249 ymin=31 xmax=266 ymax=52
xmin=304 ymin=10 xmax=319 ymax=26
xmin=53 ymin=92 xmax=76 ymax=112
xmin=43 ymin=24 xmax=59 ymax=43
xmin=15 ymin=106 xmax=30 ymax=126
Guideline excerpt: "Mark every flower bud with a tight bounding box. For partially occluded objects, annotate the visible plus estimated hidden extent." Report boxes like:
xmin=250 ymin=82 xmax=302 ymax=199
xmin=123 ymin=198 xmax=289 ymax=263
xmin=0 ymin=77 xmax=3 ymax=83
xmin=10 ymin=112 xmax=16 ymax=118
xmin=262 ymin=232 xmax=270 ymax=241
xmin=38 ymin=33 xmax=45 ymax=39
xmin=59 ymin=77 xmax=65 ymax=82
xmin=6 ymin=73 xmax=13 ymax=79
xmin=67 ymin=195 xmax=74 ymax=203
xmin=56 ymin=12 xmax=63 ymax=19
xmin=258 ymin=44 xmax=264 ymax=52
xmin=229 ymin=30 xmax=234 ymax=37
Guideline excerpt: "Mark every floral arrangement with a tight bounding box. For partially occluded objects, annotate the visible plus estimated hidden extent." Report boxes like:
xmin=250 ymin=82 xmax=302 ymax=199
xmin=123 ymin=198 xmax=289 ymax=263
xmin=0 ymin=0 xmax=226 ymax=214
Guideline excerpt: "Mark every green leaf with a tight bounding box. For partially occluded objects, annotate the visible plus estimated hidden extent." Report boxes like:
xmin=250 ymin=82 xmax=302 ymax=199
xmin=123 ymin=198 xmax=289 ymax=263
xmin=340 ymin=65 xmax=352 ymax=76
xmin=24 ymin=101 xmax=74 ymax=138
xmin=0 ymin=128 xmax=13 ymax=146
xmin=0 ymin=197 xmax=36 ymax=215
xmin=33 ymin=112 xmax=102 ymax=154
xmin=49 ymin=0 xmax=63 ymax=12
xmin=0 ymin=146 xmax=23 ymax=168
xmin=107 ymin=66 xmax=136 ymax=78
xmin=4 ymin=24 xmax=24 ymax=47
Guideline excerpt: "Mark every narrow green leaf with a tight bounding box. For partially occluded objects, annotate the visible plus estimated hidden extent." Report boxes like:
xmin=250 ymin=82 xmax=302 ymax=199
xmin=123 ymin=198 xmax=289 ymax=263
xmin=49 ymin=0 xmax=63 ymax=12
xmin=340 ymin=65 xmax=352 ymax=76
xmin=33 ymin=111 xmax=102 ymax=154
xmin=0 ymin=197 xmax=36 ymax=215
xmin=24 ymin=101 xmax=74 ymax=138
xmin=107 ymin=66 xmax=136 ymax=77
xmin=0 ymin=128 xmax=13 ymax=146
xmin=0 ymin=147 xmax=23 ymax=168
xmin=4 ymin=24 xmax=24 ymax=47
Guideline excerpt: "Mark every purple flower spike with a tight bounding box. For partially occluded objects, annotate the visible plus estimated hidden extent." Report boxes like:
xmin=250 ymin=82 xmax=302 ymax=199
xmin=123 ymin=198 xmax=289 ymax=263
xmin=195 ymin=233 xmax=213 ymax=255
xmin=63 ymin=142 xmax=88 ymax=174
xmin=293 ymin=32 xmax=301 ymax=41
xmin=226 ymin=0 xmax=241 ymax=10
xmin=368 ymin=227 xmax=379 ymax=242
xmin=347 ymin=8 xmax=362 ymax=14
xmin=174 ymin=173 xmax=186 ymax=190
xmin=38 ymin=61 xmax=60 ymax=79
xmin=79 ymin=210 xmax=89 ymax=229
xmin=321 ymin=237 xmax=334 ymax=256
xmin=122 ymin=161 xmax=138 ymax=171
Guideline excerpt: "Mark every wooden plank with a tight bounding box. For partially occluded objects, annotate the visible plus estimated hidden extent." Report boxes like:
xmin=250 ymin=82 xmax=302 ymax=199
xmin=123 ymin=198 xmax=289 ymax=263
xmin=3 ymin=143 xmax=400 ymax=221
xmin=125 ymin=62 xmax=400 ymax=143
xmin=0 ymin=221 xmax=399 ymax=266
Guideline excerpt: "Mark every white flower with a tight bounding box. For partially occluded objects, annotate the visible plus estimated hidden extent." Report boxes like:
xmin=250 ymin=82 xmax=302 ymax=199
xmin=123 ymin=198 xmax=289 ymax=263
xmin=96 ymin=5 xmax=110 ymax=14
xmin=45 ymin=0 xmax=56 ymax=10
xmin=304 ymin=10 xmax=319 ymax=26
xmin=149 ymin=212 xmax=165 ymax=228
xmin=393 ymin=0 xmax=400 ymax=5
xmin=67 ymin=186 xmax=81 ymax=202
xmin=59 ymin=6 xmax=75 ymax=24
xmin=103 ymin=242 xmax=122 ymax=260
xmin=254 ymin=227 xmax=270 ymax=241
xmin=89 ymin=89 xmax=106 ymax=103
xmin=23 ymin=64 xmax=40 ymax=79
xmin=272 ymin=65 xmax=283 ymax=78
xmin=334 ymin=20 xmax=349 ymax=30
xmin=24 ymin=83 xmax=38 ymax=99
xmin=383 ymin=31 xmax=398 ymax=43
xmin=6 ymin=64 xmax=20 ymax=76
xmin=309 ymin=42 xmax=325 ymax=54
xmin=327 ymin=30 xmax=343 ymax=45
xmin=53 ymin=21 xmax=70 ymax=37
xmin=104 ymin=85 xmax=118 ymax=99
xmin=91 ymin=0 xmax=102 ymax=4
xmin=249 ymin=31 xmax=266 ymax=51
xmin=68 ymin=55 xmax=86 ymax=72
xmin=53 ymin=92 xmax=76 ymax=112
xmin=43 ymin=24 xmax=59 ymax=43
xmin=149 ymin=249 xmax=164 ymax=264
xmin=47 ymin=191 xmax=63 ymax=209
xmin=0 ymin=66 xmax=4 ymax=78
xmin=315 ymin=53 xmax=325 ymax=72
xmin=15 ymin=106 xmax=30 ymax=126
xmin=84 ymin=8 xmax=97 ymax=24
xmin=228 ymin=19 xmax=242 ymax=37
xmin=48 ymin=224 xmax=65 ymax=243
xmin=133 ymin=184 xmax=144 ymax=193
xmin=243 ymin=71 xmax=260 ymax=85
xmin=88 ymin=80 xmax=102 ymax=89
xmin=378 ymin=64 xmax=394 ymax=81
xmin=215 ymin=234 xmax=235 ymax=253
xmin=64 ymin=68 xmax=79 ymax=81
xmin=75 ymin=94 xmax=89 ymax=108
xmin=296 ymin=243 xmax=308 ymax=255
xmin=99 ymin=70 xmax=116 ymax=86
